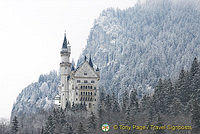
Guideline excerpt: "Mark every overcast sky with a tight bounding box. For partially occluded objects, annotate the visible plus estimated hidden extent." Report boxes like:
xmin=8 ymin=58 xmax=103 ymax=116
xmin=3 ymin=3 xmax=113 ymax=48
xmin=0 ymin=0 xmax=137 ymax=119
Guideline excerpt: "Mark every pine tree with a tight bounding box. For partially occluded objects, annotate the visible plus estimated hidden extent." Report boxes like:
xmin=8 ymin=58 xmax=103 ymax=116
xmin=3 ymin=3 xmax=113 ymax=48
xmin=60 ymin=123 xmax=74 ymax=134
xmin=87 ymin=112 xmax=97 ymax=132
xmin=112 ymin=100 xmax=121 ymax=113
xmin=169 ymin=97 xmax=183 ymax=116
xmin=99 ymin=89 xmax=106 ymax=103
xmin=122 ymin=90 xmax=129 ymax=113
xmin=44 ymin=115 xmax=55 ymax=134
xmin=104 ymin=94 xmax=112 ymax=112
xmin=140 ymin=95 xmax=151 ymax=111
xmin=129 ymin=89 xmax=139 ymax=111
xmin=191 ymin=99 xmax=200 ymax=133
xmin=190 ymin=57 xmax=199 ymax=77
xmin=11 ymin=116 xmax=19 ymax=134
xmin=153 ymin=78 xmax=166 ymax=113
xmin=98 ymin=102 xmax=105 ymax=124
xmin=77 ymin=122 xmax=87 ymax=134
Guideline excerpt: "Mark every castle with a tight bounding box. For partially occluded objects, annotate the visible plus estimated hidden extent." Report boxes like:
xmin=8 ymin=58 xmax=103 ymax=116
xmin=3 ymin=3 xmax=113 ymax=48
xmin=55 ymin=33 xmax=100 ymax=113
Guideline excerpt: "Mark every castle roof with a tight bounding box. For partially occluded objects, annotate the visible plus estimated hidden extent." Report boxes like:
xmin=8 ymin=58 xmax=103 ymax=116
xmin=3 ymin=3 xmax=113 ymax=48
xmin=62 ymin=32 xmax=69 ymax=49
xmin=72 ymin=59 xmax=100 ymax=78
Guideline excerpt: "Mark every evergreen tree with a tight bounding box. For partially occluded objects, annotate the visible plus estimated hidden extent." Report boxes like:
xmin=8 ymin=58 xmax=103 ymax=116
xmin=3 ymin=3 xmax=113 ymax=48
xmin=104 ymin=94 xmax=112 ymax=112
xmin=41 ymin=126 xmax=44 ymax=134
xmin=190 ymin=57 xmax=199 ymax=77
xmin=169 ymin=97 xmax=183 ymax=116
xmin=112 ymin=100 xmax=121 ymax=113
xmin=122 ymin=90 xmax=129 ymax=113
xmin=129 ymin=89 xmax=139 ymax=111
xmin=87 ymin=112 xmax=97 ymax=132
xmin=77 ymin=122 xmax=87 ymax=134
xmin=140 ymin=95 xmax=151 ymax=111
xmin=99 ymin=89 xmax=106 ymax=103
xmin=191 ymin=99 xmax=200 ymax=133
xmin=11 ymin=116 xmax=19 ymax=134
xmin=125 ymin=106 xmax=131 ymax=124
xmin=98 ymin=103 xmax=105 ymax=124
xmin=175 ymin=68 xmax=187 ymax=102
xmin=60 ymin=123 xmax=74 ymax=134
xmin=153 ymin=78 xmax=166 ymax=113
xmin=44 ymin=115 xmax=55 ymax=134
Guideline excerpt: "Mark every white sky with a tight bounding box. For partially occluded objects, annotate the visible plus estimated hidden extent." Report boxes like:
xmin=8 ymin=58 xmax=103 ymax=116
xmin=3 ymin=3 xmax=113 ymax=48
xmin=0 ymin=0 xmax=136 ymax=119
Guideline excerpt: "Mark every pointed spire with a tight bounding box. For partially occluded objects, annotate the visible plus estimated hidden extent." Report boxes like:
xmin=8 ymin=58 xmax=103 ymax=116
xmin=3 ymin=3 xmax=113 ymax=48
xmin=71 ymin=59 xmax=75 ymax=71
xmin=96 ymin=66 xmax=99 ymax=71
xmin=89 ymin=55 xmax=93 ymax=68
xmin=62 ymin=31 xmax=68 ymax=49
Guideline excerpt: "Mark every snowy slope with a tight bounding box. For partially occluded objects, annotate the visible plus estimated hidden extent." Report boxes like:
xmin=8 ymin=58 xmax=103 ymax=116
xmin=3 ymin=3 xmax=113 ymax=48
xmin=11 ymin=71 xmax=59 ymax=118
xmin=78 ymin=0 xmax=200 ymax=97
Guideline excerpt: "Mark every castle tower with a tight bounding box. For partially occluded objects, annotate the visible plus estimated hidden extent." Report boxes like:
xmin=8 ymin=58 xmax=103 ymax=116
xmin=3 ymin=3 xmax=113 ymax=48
xmin=55 ymin=32 xmax=100 ymax=113
xmin=59 ymin=32 xmax=71 ymax=109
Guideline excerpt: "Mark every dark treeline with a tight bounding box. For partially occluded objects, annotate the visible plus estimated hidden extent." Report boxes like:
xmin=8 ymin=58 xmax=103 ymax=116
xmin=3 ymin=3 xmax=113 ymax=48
xmin=4 ymin=58 xmax=200 ymax=134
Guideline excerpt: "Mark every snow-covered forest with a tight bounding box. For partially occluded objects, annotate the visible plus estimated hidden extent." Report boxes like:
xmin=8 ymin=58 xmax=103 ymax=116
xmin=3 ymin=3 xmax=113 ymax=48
xmin=79 ymin=0 xmax=200 ymax=99
xmin=3 ymin=0 xmax=200 ymax=133
xmin=5 ymin=58 xmax=200 ymax=133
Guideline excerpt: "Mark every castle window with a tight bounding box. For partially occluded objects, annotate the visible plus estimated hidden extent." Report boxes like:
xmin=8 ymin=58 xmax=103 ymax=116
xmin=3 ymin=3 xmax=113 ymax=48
xmin=75 ymin=86 xmax=78 ymax=89
xmin=81 ymin=86 xmax=82 ymax=89
xmin=80 ymin=97 xmax=82 ymax=101
xmin=90 ymin=97 xmax=92 ymax=101
xmin=83 ymin=92 xmax=85 ymax=95
xmin=91 ymin=92 xmax=93 ymax=95
xmin=86 ymin=86 xmax=87 ymax=89
xmin=89 ymin=103 xmax=92 ymax=108
xmin=81 ymin=92 xmax=82 ymax=95
xmin=84 ymin=80 xmax=88 ymax=83
xmin=76 ymin=92 xmax=78 ymax=95
xmin=91 ymin=80 xmax=95 ymax=83
xmin=95 ymin=99 xmax=96 ymax=101
xmin=84 ymin=72 xmax=87 ymax=75
xmin=76 ymin=98 xmax=77 ymax=101
xmin=86 ymin=92 xmax=87 ymax=95
xmin=94 ymin=93 xmax=96 ymax=96
xmin=94 ymin=87 xmax=96 ymax=90
xmin=77 ymin=80 xmax=81 ymax=83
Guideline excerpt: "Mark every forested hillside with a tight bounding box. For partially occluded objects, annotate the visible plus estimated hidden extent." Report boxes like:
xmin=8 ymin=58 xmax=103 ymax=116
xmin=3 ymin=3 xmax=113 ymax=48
xmin=78 ymin=0 xmax=200 ymax=99
xmin=7 ymin=58 xmax=200 ymax=133
xmin=11 ymin=71 xmax=59 ymax=119
xmin=9 ymin=0 xmax=200 ymax=133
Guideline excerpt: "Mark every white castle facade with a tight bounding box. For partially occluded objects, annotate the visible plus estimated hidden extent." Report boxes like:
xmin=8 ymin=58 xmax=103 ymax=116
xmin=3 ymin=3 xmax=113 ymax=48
xmin=55 ymin=33 xmax=100 ymax=112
